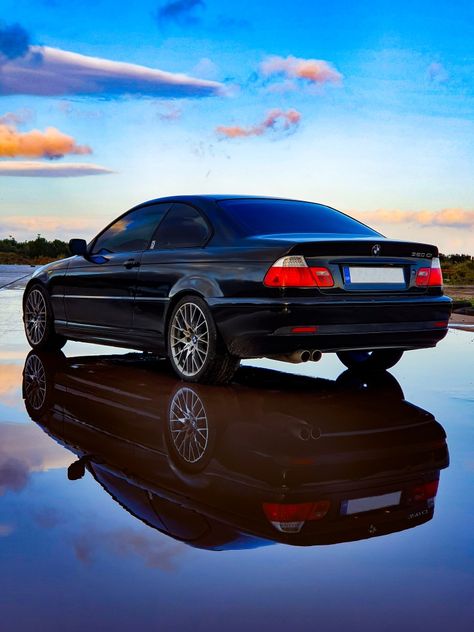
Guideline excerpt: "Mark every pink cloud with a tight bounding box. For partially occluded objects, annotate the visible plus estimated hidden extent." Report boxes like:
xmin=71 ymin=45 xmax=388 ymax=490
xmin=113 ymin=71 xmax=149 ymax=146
xmin=0 ymin=215 xmax=103 ymax=239
xmin=355 ymin=208 xmax=474 ymax=229
xmin=260 ymin=55 xmax=342 ymax=86
xmin=0 ymin=109 xmax=34 ymax=126
xmin=216 ymin=108 xmax=301 ymax=139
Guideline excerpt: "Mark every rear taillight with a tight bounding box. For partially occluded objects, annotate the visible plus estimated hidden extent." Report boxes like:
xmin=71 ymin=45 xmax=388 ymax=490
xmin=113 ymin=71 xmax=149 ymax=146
xmin=415 ymin=257 xmax=443 ymax=287
xmin=406 ymin=479 xmax=439 ymax=508
xmin=264 ymin=256 xmax=334 ymax=288
xmin=262 ymin=500 xmax=331 ymax=533
xmin=311 ymin=267 xmax=334 ymax=287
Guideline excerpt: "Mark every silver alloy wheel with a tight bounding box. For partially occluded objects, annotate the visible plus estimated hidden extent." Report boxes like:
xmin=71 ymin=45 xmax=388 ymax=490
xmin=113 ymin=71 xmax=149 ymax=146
xmin=24 ymin=354 xmax=47 ymax=410
xmin=25 ymin=288 xmax=47 ymax=345
xmin=170 ymin=302 xmax=210 ymax=377
xmin=169 ymin=387 xmax=209 ymax=464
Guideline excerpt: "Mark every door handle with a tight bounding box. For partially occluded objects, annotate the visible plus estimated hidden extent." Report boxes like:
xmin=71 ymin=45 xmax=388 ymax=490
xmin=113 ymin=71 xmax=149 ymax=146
xmin=124 ymin=259 xmax=140 ymax=269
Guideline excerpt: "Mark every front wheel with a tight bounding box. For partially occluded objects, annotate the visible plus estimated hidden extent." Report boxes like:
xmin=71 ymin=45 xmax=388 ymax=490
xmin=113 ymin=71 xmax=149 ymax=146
xmin=336 ymin=349 xmax=404 ymax=371
xmin=167 ymin=296 xmax=240 ymax=384
xmin=23 ymin=284 xmax=66 ymax=351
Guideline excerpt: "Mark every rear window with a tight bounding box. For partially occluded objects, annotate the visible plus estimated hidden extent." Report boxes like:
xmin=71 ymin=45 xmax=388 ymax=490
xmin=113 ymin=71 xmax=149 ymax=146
xmin=218 ymin=199 xmax=378 ymax=237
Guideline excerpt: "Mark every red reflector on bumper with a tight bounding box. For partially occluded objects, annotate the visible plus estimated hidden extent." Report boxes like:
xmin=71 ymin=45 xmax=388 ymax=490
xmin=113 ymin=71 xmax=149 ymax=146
xmin=434 ymin=321 xmax=448 ymax=328
xmin=291 ymin=326 xmax=318 ymax=333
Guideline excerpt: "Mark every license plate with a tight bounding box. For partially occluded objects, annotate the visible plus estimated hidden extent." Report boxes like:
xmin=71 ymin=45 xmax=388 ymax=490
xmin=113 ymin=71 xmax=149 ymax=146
xmin=341 ymin=491 xmax=402 ymax=515
xmin=344 ymin=266 xmax=405 ymax=284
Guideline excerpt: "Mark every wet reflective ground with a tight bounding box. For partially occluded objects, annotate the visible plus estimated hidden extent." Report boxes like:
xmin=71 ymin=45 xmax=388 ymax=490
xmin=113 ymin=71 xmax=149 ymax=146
xmin=1 ymin=284 xmax=473 ymax=631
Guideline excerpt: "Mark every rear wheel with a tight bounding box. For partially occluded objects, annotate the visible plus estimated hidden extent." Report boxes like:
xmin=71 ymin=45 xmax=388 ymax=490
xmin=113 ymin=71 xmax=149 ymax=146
xmin=23 ymin=284 xmax=66 ymax=351
xmin=336 ymin=349 xmax=404 ymax=371
xmin=167 ymin=295 xmax=239 ymax=384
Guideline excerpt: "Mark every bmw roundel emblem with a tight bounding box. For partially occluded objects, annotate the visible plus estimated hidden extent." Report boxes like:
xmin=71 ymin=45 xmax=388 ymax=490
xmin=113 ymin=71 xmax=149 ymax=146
xmin=372 ymin=244 xmax=381 ymax=256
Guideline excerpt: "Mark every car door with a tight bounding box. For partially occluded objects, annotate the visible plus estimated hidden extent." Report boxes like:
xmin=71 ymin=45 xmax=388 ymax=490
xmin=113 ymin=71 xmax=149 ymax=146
xmin=64 ymin=203 xmax=171 ymax=333
xmin=133 ymin=203 xmax=211 ymax=346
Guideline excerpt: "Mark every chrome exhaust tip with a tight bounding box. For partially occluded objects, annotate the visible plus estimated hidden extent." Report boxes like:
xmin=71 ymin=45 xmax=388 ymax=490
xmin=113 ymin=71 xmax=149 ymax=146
xmin=268 ymin=350 xmax=311 ymax=364
xmin=300 ymin=350 xmax=311 ymax=362
xmin=310 ymin=350 xmax=322 ymax=362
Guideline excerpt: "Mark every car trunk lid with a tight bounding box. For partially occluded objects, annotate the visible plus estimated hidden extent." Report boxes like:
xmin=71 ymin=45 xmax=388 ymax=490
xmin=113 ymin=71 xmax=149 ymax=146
xmin=282 ymin=238 xmax=439 ymax=294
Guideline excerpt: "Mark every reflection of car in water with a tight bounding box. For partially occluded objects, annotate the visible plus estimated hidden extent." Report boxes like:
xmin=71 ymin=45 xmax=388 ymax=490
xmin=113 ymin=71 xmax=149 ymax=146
xmin=23 ymin=351 xmax=449 ymax=550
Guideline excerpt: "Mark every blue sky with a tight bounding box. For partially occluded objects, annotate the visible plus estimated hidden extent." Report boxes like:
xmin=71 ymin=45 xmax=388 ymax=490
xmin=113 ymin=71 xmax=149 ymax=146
xmin=0 ymin=0 xmax=473 ymax=252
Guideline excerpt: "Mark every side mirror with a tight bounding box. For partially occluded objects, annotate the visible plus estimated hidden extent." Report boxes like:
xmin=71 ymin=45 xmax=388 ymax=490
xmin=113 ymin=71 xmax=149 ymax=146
xmin=69 ymin=238 xmax=88 ymax=257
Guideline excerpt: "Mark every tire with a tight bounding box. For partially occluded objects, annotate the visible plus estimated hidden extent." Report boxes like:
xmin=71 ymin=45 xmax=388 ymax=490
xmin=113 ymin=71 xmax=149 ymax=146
xmin=336 ymin=349 xmax=404 ymax=372
xmin=167 ymin=295 xmax=239 ymax=384
xmin=23 ymin=284 xmax=67 ymax=351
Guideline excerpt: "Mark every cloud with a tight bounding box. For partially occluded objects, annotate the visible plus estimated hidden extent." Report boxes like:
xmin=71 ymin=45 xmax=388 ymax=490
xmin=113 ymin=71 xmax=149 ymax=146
xmin=192 ymin=57 xmax=219 ymax=80
xmin=0 ymin=121 xmax=91 ymax=159
xmin=0 ymin=108 xmax=34 ymax=126
xmin=0 ymin=161 xmax=113 ymax=177
xmin=216 ymin=108 xmax=301 ymax=139
xmin=156 ymin=0 xmax=205 ymax=26
xmin=0 ymin=523 xmax=14 ymax=537
xmin=157 ymin=103 xmax=182 ymax=121
xmin=356 ymin=208 xmax=474 ymax=229
xmin=74 ymin=525 xmax=185 ymax=570
xmin=0 ymin=215 xmax=103 ymax=239
xmin=0 ymin=364 xmax=23 ymax=397
xmin=0 ymin=21 xmax=30 ymax=61
xmin=0 ymin=422 xmax=70 ymax=495
xmin=427 ymin=62 xmax=449 ymax=83
xmin=260 ymin=55 xmax=342 ymax=87
xmin=0 ymin=45 xmax=224 ymax=99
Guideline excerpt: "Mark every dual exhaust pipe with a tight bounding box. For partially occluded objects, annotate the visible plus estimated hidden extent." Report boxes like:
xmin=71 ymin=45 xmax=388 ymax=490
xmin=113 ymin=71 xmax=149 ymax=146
xmin=270 ymin=349 xmax=322 ymax=364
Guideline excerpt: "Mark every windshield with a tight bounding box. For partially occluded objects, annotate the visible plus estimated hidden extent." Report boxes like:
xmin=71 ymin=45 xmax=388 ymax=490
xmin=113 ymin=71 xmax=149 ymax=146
xmin=218 ymin=198 xmax=378 ymax=237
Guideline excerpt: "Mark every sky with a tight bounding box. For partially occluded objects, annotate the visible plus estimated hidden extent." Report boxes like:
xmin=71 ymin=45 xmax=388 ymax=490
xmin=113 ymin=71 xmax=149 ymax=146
xmin=0 ymin=0 xmax=473 ymax=253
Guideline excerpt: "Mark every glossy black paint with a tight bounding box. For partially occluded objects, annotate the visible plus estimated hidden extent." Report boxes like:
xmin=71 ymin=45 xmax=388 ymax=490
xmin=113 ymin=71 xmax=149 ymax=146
xmin=24 ymin=352 xmax=449 ymax=549
xmin=24 ymin=195 xmax=452 ymax=357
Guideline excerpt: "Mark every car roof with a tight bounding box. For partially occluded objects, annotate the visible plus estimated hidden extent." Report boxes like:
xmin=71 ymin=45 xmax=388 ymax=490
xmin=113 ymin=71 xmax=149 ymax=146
xmin=138 ymin=194 xmax=319 ymax=205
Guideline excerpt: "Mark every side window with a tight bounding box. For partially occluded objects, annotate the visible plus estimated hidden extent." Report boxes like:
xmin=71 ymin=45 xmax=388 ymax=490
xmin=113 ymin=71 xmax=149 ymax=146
xmin=152 ymin=203 xmax=210 ymax=249
xmin=92 ymin=203 xmax=171 ymax=254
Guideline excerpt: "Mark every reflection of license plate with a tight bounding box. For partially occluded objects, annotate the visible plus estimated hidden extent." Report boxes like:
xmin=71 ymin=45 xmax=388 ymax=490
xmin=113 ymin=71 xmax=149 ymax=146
xmin=341 ymin=491 xmax=402 ymax=515
xmin=344 ymin=266 xmax=405 ymax=284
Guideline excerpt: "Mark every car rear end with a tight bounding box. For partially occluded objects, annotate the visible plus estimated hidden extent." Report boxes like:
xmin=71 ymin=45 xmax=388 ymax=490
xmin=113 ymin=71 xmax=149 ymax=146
xmin=210 ymin=198 xmax=452 ymax=359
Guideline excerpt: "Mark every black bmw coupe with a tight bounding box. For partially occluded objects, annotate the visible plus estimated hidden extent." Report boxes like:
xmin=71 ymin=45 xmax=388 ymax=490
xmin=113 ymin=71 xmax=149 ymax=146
xmin=22 ymin=195 xmax=452 ymax=382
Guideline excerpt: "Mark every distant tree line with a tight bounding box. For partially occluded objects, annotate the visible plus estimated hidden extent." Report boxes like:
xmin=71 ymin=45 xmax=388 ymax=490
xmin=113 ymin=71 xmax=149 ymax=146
xmin=439 ymin=253 xmax=474 ymax=284
xmin=0 ymin=235 xmax=69 ymax=264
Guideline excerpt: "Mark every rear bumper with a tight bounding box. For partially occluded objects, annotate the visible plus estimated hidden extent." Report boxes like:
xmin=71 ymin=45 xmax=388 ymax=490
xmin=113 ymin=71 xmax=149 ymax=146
xmin=208 ymin=295 xmax=452 ymax=358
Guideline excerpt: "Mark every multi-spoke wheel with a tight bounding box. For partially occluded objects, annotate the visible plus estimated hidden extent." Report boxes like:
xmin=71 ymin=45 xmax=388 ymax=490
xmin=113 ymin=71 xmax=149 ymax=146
xmin=23 ymin=284 xmax=66 ymax=350
xmin=167 ymin=386 xmax=210 ymax=469
xmin=23 ymin=353 xmax=47 ymax=411
xmin=336 ymin=349 xmax=404 ymax=372
xmin=22 ymin=350 xmax=65 ymax=420
xmin=167 ymin=296 xmax=239 ymax=384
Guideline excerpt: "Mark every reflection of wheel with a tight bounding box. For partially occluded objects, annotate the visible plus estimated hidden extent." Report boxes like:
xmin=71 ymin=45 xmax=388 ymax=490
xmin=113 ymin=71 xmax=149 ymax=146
xmin=23 ymin=353 xmax=48 ymax=412
xmin=336 ymin=349 xmax=404 ymax=371
xmin=23 ymin=351 xmax=64 ymax=420
xmin=23 ymin=284 xmax=66 ymax=350
xmin=335 ymin=369 xmax=404 ymax=400
xmin=165 ymin=385 xmax=216 ymax=473
xmin=167 ymin=295 xmax=239 ymax=384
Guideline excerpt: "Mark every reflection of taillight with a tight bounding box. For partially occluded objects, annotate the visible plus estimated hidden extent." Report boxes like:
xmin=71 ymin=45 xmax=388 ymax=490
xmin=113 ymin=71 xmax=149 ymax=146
xmin=415 ymin=257 xmax=443 ymax=287
xmin=264 ymin=256 xmax=334 ymax=288
xmin=262 ymin=501 xmax=331 ymax=533
xmin=406 ymin=480 xmax=439 ymax=508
